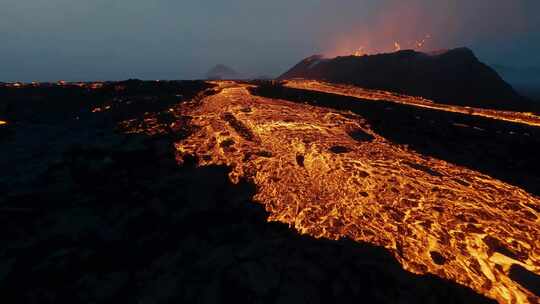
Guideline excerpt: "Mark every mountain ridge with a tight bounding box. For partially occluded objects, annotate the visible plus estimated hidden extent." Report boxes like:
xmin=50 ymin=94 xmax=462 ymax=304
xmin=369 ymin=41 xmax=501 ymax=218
xmin=205 ymin=64 xmax=241 ymax=80
xmin=279 ymin=48 xmax=532 ymax=111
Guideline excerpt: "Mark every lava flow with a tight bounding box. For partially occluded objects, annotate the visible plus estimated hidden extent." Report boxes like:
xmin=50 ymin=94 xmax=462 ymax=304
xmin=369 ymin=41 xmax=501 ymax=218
xmin=164 ymin=81 xmax=540 ymax=303
xmin=284 ymin=80 xmax=540 ymax=128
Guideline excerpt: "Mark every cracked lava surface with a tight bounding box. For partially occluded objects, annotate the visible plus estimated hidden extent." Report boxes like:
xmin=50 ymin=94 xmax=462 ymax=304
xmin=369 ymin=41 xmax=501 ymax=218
xmin=168 ymin=81 xmax=540 ymax=303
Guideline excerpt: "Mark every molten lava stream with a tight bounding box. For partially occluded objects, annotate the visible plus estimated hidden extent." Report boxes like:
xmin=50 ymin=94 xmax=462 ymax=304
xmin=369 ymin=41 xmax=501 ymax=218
xmin=284 ymin=80 xmax=540 ymax=128
xmin=172 ymin=82 xmax=539 ymax=304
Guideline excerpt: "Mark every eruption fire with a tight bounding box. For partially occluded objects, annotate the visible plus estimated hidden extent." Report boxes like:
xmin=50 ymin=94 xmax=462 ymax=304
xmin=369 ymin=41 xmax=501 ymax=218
xmin=283 ymin=80 xmax=540 ymax=127
xmin=350 ymin=34 xmax=432 ymax=57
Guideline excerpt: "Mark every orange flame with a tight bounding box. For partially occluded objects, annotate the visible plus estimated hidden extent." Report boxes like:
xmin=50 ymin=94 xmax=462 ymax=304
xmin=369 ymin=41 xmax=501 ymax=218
xmin=351 ymin=34 xmax=431 ymax=57
xmin=353 ymin=46 xmax=367 ymax=56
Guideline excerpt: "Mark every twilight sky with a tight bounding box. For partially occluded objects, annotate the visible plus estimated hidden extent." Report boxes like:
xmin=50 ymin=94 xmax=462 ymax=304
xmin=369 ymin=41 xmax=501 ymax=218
xmin=1 ymin=0 xmax=539 ymax=81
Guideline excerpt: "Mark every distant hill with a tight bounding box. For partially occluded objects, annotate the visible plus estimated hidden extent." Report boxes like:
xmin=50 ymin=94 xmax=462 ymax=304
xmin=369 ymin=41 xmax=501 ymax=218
xmin=205 ymin=64 xmax=241 ymax=80
xmin=280 ymin=48 xmax=532 ymax=111
xmin=252 ymin=75 xmax=274 ymax=80
xmin=491 ymin=64 xmax=540 ymax=101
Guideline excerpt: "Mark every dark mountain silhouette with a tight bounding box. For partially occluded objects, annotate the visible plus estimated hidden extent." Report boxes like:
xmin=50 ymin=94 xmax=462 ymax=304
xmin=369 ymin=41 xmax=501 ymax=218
xmin=279 ymin=48 xmax=533 ymax=111
xmin=206 ymin=64 xmax=241 ymax=80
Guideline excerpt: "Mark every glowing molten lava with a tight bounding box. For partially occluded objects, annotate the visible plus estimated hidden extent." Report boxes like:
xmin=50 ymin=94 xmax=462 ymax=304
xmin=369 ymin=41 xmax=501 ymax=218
xmin=284 ymin=80 xmax=540 ymax=128
xmin=130 ymin=81 xmax=540 ymax=303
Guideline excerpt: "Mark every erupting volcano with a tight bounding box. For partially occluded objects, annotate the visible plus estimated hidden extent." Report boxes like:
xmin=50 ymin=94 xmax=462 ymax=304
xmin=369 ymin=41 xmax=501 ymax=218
xmin=280 ymin=48 xmax=532 ymax=111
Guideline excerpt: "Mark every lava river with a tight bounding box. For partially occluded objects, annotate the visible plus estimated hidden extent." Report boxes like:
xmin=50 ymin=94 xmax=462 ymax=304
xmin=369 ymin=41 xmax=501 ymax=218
xmin=172 ymin=81 xmax=539 ymax=303
xmin=284 ymin=80 xmax=540 ymax=128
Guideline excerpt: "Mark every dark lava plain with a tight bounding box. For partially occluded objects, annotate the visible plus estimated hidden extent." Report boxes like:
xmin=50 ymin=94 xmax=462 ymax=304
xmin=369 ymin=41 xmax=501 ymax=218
xmin=0 ymin=81 xmax=506 ymax=303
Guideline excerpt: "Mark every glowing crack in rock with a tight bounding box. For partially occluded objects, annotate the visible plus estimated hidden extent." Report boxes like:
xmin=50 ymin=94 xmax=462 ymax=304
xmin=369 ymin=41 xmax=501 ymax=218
xmin=133 ymin=81 xmax=539 ymax=303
